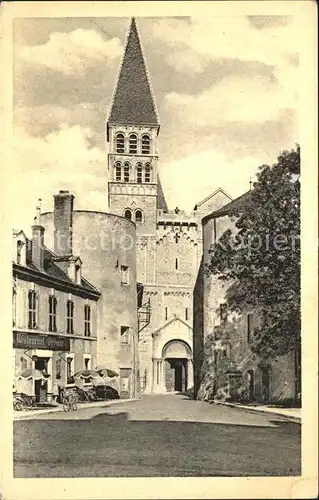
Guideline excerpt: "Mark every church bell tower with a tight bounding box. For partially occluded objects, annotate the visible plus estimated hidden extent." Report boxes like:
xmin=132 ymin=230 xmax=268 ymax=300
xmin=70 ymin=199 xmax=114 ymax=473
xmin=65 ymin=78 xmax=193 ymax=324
xmin=106 ymin=18 xmax=160 ymax=235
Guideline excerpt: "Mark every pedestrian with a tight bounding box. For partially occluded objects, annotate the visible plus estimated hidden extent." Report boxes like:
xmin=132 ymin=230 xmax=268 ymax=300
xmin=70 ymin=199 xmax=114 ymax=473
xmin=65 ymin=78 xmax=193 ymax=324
xmin=52 ymin=379 xmax=59 ymax=402
xmin=54 ymin=373 xmax=64 ymax=403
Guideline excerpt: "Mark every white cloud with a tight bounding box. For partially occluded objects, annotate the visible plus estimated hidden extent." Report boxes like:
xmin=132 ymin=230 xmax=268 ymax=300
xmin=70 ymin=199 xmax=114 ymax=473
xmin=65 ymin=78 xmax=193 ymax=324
xmin=15 ymin=103 xmax=102 ymax=135
xmin=154 ymin=16 xmax=299 ymax=128
xmin=11 ymin=124 xmax=107 ymax=233
xmin=164 ymin=65 xmax=298 ymax=127
xmin=150 ymin=16 xmax=299 ymax=72
xmin=10 ymin=17 xmax=300 ymax=229
xmin=158 ymin=148 xmax=276 ymax=212
xmin=17 ymin=29 xmax=122 ymax=75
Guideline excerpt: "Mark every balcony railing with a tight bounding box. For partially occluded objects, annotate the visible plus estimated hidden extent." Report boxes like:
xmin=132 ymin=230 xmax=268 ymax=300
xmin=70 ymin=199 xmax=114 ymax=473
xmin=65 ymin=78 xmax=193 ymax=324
xmin=138 ymin=298 xmax=151 ymax=335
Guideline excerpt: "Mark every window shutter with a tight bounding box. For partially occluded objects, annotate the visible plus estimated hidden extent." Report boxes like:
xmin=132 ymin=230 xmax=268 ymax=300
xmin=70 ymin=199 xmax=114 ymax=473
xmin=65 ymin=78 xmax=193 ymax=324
xmin=17 ymin=287 xmax=27 ymax=328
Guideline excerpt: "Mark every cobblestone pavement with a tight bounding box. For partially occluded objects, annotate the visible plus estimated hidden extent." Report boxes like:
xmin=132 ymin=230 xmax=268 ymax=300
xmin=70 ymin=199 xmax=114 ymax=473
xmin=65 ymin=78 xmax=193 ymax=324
xmin=14 ymin=394 xmax=301 ymax=477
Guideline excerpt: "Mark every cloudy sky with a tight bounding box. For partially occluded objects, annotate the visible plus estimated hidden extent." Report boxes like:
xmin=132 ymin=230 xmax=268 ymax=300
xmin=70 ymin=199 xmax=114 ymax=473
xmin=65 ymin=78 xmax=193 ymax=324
xmin=13 ymin=15 xmax=299 ymax=231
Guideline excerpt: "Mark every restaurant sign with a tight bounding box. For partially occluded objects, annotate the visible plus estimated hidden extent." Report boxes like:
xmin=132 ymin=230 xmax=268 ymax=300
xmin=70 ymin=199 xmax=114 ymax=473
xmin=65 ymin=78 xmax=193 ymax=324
xmin=13 ymin=331 xmax=70 ymax=352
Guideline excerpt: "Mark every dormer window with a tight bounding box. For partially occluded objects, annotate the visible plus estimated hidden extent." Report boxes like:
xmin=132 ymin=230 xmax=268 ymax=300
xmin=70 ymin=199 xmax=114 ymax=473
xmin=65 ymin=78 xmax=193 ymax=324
xmin=124 ymin=162 xmax=130 ymax=182
xmin=75 ymin=263 xmax=81 ymax=284
xmin=17 ymin=240 xmax=24 ymax=265
xmin=136 ymin=164 xmax=143 ymax=183
xmin=115 ymin=162 xmax=122 ymax=181
xmin=145 ymin=164 xmax=151 ymax=183
xmin=116 ymin=133 xmax=125 ymax=153
xmin=142 ymin=134 xmax=151 ymax=155
xmin=129 ymin=134 xmax=138 ymax=154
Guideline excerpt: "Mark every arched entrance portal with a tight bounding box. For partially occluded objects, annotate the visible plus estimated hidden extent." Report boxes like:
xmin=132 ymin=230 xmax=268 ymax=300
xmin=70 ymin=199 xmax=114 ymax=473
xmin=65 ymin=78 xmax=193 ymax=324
xmin=162 ymin=340 xmax=192 ymax=393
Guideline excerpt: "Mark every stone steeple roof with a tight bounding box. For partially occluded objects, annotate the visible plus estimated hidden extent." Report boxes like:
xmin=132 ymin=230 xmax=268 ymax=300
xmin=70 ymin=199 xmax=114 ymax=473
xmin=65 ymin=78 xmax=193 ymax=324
xmin=107 ymin=18 xmax=159 ymax=129
xmin=157 ymin=175 xmax=168 ymax=211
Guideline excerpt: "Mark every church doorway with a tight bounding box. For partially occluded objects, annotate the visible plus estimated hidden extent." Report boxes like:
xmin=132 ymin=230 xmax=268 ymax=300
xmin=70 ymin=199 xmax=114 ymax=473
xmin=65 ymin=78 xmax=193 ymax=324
xmin=160 ymin=339 xmax=192 ymax=393
xmin=165 ymin=358 xmax=188 ymax=392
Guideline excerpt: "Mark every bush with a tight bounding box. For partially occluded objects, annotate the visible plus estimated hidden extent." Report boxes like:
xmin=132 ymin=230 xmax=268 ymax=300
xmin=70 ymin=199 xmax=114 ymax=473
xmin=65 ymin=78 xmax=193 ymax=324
xmin=235 ymin=385 xmax=250 ymax=403
xmin=197 ymin=377 xmax=216 ymax=401
xmin=215 ymin=388 xmax=227 ymax=401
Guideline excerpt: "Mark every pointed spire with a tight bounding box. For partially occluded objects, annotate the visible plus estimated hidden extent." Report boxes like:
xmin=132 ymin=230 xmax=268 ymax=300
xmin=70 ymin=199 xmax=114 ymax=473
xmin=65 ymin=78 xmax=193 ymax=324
xmin=157 ymin=175 xmax=168 ymax=211
xmin=108 ymin=18 xmax=159 ymax=128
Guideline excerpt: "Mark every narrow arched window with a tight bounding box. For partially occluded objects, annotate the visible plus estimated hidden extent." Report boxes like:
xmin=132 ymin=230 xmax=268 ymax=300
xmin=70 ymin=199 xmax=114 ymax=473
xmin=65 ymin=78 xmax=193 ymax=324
xmin=129 ymin=133 xmax=138 ymax=154
xmin=115 ymin=162 xmax=122 ymax=181
xmin=124 ymin=209 xmax=132 ymax=221
xmin=141 ymin=134 xmax=151 ymax=154
xmin=145 ymin=163 xmax=151 ymax=183
xmin=135 ymin=210 xmax=143 ymax=223
xmin=136 ymin=163 xmax=143 ymax=184
xmin=116 ymin=133 xmax=125 ymax=153
xmin=124 ymin=162 xmax=130 ymax=182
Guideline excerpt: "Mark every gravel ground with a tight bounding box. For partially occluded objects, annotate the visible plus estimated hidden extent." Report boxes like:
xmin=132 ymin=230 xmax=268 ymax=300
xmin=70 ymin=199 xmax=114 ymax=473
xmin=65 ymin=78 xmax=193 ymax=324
xmin=14 ymin=394 xmax=301 ymax=477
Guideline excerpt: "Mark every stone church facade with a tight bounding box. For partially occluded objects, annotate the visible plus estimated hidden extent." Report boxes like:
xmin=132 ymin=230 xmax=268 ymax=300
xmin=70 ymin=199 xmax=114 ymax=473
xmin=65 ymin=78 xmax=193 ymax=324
xmin=106 ymin=18 xmax=231 ymax=394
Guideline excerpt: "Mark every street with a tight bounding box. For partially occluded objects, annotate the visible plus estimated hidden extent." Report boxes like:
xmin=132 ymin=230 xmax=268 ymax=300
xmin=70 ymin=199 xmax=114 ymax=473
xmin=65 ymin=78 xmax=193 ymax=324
xmin=14 ymin=394 xmax=301 ymax=477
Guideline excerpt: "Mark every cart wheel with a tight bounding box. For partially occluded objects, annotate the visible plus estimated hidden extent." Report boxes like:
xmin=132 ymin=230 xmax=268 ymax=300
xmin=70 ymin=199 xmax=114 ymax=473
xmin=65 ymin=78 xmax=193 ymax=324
xmin=13 ymin=401 xmax=23 ymax=411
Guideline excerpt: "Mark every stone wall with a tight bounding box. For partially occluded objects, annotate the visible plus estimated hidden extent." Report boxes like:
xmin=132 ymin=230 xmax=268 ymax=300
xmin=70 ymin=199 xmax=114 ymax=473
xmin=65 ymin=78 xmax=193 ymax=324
xmin=196 ymin=210 xmax=297 ymax=405
xmin=108 ymin=190 xmax=158 ymax=236
xmin=41 ymin=209 xmax=139 ymax=398
xmin=13 ymin=277 xmax=97 ymax=397
xmin=14 ymin=278 xmax=98 ymax=337
xmin=193 ymin=258 xmax=204 ymax=397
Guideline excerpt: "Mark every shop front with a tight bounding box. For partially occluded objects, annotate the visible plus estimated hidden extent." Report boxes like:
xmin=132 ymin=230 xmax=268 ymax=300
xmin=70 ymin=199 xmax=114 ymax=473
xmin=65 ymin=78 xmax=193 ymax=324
xmin=13 ymin=330 xmax=70 ymax=403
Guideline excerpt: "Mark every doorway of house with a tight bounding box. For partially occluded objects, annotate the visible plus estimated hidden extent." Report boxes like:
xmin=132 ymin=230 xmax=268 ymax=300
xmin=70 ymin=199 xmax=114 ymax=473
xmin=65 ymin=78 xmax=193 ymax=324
xmin=261 ymin=366 xmax=270 ymax=403
xmin=120 ymin=368 xmax=131 ymax=399
xmin=34 ymin=357 xmax=49 ymax=402
xmin=165 ymin=358 xmax=188 ymax=392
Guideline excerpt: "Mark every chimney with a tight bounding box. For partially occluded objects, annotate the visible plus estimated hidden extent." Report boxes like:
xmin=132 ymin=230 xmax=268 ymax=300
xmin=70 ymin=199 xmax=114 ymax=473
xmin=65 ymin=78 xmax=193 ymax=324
xmin=54 ymin=191 xmax=74 ymax=256
xmin=32 ymin=203 xmax=45 ymax=269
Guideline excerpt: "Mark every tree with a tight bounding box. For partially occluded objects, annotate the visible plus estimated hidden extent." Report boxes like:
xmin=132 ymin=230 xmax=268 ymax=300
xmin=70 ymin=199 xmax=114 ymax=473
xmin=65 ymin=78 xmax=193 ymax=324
xmin=207 ymin=145 xmax=300 ymax=359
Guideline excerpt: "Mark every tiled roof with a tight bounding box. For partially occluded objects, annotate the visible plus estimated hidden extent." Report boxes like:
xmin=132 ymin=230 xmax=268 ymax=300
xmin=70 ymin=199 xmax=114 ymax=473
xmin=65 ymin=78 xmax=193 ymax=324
xmin=210 ymin=191 xmax=251 ymax=218
xmin=108 ymin=18 xmax=159 ymax=126
xmin=157 ymin=174 xmax=168 ymax=211
xmin=44 ymin=247 xmax=99 ymax=293
xmin=195 ymin=188 xmax=232 ymax=209
xmin=15 ymin=244 xmax=100 ymax=295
